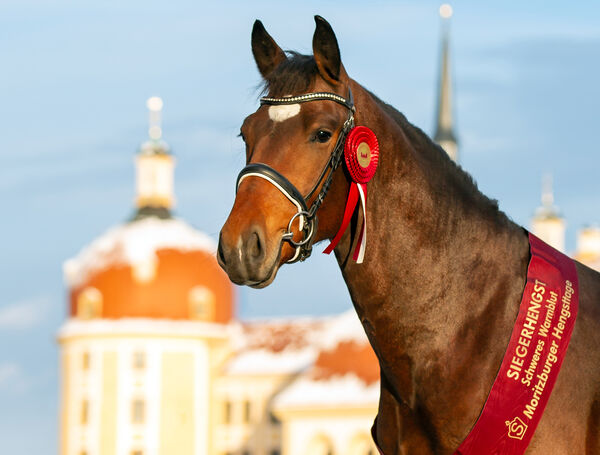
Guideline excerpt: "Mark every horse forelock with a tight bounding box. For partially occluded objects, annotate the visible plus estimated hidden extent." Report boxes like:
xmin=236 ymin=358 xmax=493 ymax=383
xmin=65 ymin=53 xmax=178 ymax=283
xmin=260 ymin=51 xmax=318 ymax=97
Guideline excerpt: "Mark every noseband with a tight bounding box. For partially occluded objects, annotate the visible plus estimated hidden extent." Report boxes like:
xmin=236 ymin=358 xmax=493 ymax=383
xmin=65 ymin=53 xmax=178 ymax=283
xmin=236 ymin=89 xmax=355 ymax=263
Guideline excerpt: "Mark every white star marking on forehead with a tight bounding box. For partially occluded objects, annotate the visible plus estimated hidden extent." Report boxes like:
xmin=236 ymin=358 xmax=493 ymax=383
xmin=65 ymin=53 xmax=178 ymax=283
xmin=268 ymin=103 xmax=301 ymax=122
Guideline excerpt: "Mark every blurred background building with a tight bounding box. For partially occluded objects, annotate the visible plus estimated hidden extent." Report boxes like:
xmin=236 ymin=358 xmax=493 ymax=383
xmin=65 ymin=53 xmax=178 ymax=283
xmin=56 ymin=6 xmax=599 ymax=455
xmin=530 ymin=173 xmax=600 ymax=269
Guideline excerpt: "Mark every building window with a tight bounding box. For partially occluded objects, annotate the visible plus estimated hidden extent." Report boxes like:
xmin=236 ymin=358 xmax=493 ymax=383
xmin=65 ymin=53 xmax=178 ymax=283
xmin=243 ymin=400 xmax=251 ymax=423
xmin=270 ymin=450 xmax=281 ymax=455
xmin=188 ymin=285 xmax=215 ymax=321
xmin=306 ymin=435 xmax=334 ymax=455
xmin=133 ymin=351 xmax=145 ymax=370
xmin=132 ymin=399 xmax=145 ymax=424
xmin=82 ymin=351 xmax=90 ymax=370
xmin=223 ymin=401 xmax=232 ymax=424
xmin=348 ymin=433 xmax=374 ymax=455
xmin=269 ymin=412 xmax=279 ymax=425
xmin=131 ymin=451 xmax=143 ymax=455
xmin=77 ymin=287 xmax=102 ymax=319
xmin=242 ymin=451 xmax=251 ymax=455
xmin=80 ymin=400 xmax=89 ymax=425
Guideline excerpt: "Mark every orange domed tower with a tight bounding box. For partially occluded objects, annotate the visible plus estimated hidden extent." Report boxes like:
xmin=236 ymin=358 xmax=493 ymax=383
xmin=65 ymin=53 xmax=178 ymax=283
xmin=58 ymin=97 xmax=235 ymax=455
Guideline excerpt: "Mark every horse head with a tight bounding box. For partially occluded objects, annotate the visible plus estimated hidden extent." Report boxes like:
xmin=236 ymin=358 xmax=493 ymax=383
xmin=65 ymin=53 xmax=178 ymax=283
xmin=218 ymin=16 xmax=356 ymax=288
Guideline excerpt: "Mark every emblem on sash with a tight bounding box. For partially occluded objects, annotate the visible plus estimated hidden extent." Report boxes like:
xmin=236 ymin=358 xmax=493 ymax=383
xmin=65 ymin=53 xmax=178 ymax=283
xmin=505 ymin=417 xmax=528 ymax=440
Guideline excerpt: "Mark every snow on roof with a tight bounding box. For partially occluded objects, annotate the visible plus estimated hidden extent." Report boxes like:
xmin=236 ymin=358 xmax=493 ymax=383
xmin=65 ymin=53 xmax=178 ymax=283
xmin=273 ymin=373 xmax=379 ymax=409
xmin=226 ymin=311 xmax=379 ymax=407
xmin=272 ymin=331 xmax=379 ymax=409
xmin=225 ymin=317 xmax=326 ymax=375
xmin=224 ymin=310 xmax=372 ymax=377
xmin=225 ymin=347 xmax=319 ymax=375
xmin=63 ymin=217 xmax=216 ymax=289
xmin=318 ymin=309 xmax=370 ymax=350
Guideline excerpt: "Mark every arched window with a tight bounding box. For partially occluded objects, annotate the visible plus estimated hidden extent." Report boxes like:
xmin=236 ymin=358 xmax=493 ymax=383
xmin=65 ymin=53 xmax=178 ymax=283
xmin=80 ymin=399 xmax=89 ymax=425
xmin=305 ymin=434 xmax=334 ymax=455
xmin=243 ymin=400 xmax=251 ymax=423
xmin=82 ymin=351 xmax=90 ymax=370
xmin=76 ymin=287 xmax=102 ymax=319
xmin=223 ymin=401 xmax=232 ymax=424
xmin=188 ymin=285 xmax=215 ymax=321
xmin=132 ymin=351 xmax=145 ymax=370
xmin=131 ymin=398 xmax=145 ymax=424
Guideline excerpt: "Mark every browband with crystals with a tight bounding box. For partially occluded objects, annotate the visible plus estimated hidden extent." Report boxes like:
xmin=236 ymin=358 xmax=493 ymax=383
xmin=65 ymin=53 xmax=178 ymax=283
xmin=261 ymin=91 xmax=355 ymax=112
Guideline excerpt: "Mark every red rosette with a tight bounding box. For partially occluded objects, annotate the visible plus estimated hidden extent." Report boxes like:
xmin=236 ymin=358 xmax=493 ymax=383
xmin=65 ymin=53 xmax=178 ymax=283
xmin=344 ymin=126 xmax=379 ymax=184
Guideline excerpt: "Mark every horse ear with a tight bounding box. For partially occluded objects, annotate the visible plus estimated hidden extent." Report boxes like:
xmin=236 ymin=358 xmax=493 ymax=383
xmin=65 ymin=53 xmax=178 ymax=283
xmin=251 ymin=20 xmax=287 ymax=79
xmin=312 ymin=15 xmax=342 ymax=84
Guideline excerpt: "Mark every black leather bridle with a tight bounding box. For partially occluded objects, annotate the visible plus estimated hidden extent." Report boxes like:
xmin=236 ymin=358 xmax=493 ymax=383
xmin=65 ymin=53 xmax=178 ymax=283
xmin=236 ymin=89 xmax=355 ymax=263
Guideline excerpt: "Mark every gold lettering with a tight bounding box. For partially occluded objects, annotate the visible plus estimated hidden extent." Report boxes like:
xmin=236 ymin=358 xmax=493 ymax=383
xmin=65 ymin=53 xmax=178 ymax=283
xmin=507 ymin=368 xmax=520 ymax=381
xmin=518 ymin=335 xmax=531 ymax=347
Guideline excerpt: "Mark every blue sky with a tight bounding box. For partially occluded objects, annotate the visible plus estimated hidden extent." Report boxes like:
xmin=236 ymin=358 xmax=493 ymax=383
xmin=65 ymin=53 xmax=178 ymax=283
xmin=1 ymin=1 xmax=599 ymax=453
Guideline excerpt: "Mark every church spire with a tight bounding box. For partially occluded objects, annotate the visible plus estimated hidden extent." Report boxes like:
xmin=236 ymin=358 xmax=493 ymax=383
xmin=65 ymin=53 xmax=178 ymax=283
xmin=132 ymin=96 xmax=175 ymax=220
xmin=433 ymin=4 xmax=458 ymax=162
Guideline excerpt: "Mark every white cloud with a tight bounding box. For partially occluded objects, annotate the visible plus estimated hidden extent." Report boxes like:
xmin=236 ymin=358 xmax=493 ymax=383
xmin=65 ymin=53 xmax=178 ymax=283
xmin=0 ymin=296 xmax=50 ymax=330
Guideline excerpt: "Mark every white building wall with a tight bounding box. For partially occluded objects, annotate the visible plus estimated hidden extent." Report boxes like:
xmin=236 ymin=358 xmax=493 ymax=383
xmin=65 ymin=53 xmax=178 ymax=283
xmin=59 ymin=320 xmax=226 ymax=455
xmin=283 ymin=414 xmax=377 ymax=455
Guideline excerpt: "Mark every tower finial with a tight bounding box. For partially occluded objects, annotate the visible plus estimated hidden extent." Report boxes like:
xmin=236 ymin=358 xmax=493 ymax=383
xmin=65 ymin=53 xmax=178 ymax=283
xmin=439 ymin=3 xmax=453 ymax=19
xmin=541 ymin=173 xmax=554 ymax=207
xmin=133 ymin=96 xmax=175 ymax=220
xmin=146 ymin=96 xmax=163 ymax=141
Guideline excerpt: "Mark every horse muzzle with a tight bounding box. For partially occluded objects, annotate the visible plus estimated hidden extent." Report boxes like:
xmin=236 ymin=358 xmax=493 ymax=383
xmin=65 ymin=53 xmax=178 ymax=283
xmin=217 ymin=223 xmax=282 ymax=288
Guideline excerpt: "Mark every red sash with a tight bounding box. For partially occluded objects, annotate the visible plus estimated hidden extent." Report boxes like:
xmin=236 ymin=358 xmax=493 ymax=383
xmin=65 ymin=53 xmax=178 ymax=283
xmin=372 ymin=233 xmax=579 ymax=454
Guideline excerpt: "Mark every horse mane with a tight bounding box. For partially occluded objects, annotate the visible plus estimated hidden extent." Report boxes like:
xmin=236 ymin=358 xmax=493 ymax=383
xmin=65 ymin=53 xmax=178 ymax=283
xmin=366 ymin=91 xmax=507 ymax=222
xmin=263 ymin=52 xmax=509 ymax=225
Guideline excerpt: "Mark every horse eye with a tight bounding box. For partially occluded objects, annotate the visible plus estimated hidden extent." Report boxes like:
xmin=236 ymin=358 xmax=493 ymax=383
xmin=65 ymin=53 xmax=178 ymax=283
xmin=315 ymin=130 xmax=332 ymax=143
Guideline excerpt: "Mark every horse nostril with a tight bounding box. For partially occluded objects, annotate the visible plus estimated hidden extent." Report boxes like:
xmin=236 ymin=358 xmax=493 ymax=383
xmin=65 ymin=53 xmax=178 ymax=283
xmin=249 ymin=230 xmax=262 ymax=259
xmin=217 ymin=234 xmax=227 ymax=265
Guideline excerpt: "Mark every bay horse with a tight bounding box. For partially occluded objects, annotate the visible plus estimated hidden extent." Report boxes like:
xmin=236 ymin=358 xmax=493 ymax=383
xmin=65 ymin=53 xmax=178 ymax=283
xmin=217 ymin=16 xmax=600 ymax=454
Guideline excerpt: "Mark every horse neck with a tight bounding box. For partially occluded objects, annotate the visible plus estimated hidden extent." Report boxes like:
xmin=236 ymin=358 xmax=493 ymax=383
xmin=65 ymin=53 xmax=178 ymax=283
xmin=336 ymin=81 xmax=530 ymax=403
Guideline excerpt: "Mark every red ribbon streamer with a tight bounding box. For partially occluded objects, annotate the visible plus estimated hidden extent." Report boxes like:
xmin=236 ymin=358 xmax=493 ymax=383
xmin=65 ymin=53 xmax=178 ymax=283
xmin=323 ymin=127 xmax=379 ymax=262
